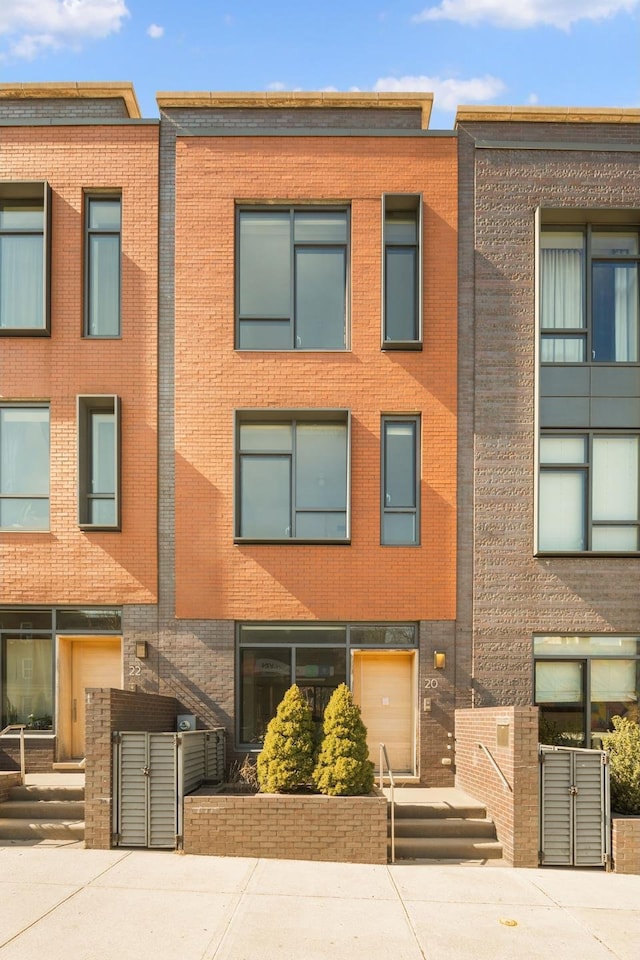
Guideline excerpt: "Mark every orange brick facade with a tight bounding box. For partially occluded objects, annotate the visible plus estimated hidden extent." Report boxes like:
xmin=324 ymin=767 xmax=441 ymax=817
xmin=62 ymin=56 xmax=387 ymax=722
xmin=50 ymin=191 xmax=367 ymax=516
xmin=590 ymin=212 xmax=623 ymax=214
xmin=173 ymin=135 xmax=457 ymax=622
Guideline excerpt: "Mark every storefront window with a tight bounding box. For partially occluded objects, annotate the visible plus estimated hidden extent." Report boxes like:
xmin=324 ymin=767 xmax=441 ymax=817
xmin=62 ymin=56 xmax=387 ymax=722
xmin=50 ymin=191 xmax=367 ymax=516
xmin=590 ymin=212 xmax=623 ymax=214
xmin=1 ymin=633 xmax=53 ymax=729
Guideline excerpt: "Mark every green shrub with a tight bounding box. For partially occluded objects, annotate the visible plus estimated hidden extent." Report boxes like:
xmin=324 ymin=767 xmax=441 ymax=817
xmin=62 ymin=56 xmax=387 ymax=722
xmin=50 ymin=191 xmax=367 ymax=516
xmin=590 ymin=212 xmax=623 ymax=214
xmin=602 ymin=716 xmax=640 ymax=815
xmin=257 ymin=684 xmax=315 ymax=793
xmin=313 ymin=683 xmax=374 ymax=796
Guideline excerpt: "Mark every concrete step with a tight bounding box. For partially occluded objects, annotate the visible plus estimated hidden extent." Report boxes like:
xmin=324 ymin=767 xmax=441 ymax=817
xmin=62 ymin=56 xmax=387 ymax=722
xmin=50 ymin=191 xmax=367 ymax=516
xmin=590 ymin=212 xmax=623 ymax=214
xmin=0 ymin=817 xmax=85 ymax=842
xmin=392 ymin=817 xmax=497 ymax=839
xmin=1 ymin=800 xmax=85 ymax=819
xmin=393 ymin=800 xmax=487 ymax=820
xmin=8 ymin=785 xmax=85 ymax=802
xmin=391 ymin=836 xmax=504 ymax=861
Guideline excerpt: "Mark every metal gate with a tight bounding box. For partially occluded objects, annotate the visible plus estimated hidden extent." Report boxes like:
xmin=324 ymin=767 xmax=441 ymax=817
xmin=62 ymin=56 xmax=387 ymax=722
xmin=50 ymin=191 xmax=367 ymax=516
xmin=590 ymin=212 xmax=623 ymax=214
xmin=539 ymin=745 xmax=610 ymax=868
xmin=112 ymin=729 xmax=225 ymax=849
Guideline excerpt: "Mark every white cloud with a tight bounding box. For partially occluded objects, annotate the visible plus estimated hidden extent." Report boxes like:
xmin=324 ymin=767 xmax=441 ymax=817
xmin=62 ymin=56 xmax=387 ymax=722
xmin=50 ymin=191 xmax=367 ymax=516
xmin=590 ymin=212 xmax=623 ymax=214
xmin=267 ymin=81 xmax=286 ymax=91
xmin=374 ymin=74 xmax=506 ymax=111
xmin=528 ymin=92 xmax=539 ymax=104
xmin=412 ymin=0 xmax=639 ymax=30
xmin=147 ymin=23 xmax=163 ymax=39
xmin=0 ymin=0 xmax=129 ymax=59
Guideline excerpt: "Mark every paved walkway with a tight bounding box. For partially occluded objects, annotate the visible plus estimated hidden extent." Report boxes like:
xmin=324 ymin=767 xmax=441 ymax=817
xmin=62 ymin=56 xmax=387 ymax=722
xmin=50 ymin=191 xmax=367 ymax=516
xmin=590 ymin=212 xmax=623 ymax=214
xmin=0 ymin=844 xmax=639 ymax=959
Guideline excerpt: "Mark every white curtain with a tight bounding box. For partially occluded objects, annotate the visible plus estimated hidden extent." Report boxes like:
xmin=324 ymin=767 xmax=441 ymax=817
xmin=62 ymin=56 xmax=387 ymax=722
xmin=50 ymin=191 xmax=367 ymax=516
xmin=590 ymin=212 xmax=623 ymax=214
xmin=614 ymin=265 xmax=638 ymax=361
xmin=0 ymin=235 xmax=43 ymax=329
xmin=541 ymin=248 xmax=583 ymax=361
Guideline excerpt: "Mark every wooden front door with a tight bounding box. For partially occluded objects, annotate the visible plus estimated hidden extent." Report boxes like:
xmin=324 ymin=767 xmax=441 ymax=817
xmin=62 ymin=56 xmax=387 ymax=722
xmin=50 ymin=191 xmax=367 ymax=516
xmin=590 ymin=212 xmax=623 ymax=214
xmin=352 ymin=650 xmax=416 ymax=775
xmin=69 ymin=638 xmax=121 ymax=757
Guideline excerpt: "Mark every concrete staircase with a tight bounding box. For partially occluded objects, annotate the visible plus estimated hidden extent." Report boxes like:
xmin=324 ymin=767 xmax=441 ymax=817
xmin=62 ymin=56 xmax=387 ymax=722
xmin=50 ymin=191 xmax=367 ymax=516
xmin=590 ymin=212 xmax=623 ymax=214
xmin=0 ymin=775 xmax=85 ymax=843
xmin=387 ymin=788 xmax=503 ymax=862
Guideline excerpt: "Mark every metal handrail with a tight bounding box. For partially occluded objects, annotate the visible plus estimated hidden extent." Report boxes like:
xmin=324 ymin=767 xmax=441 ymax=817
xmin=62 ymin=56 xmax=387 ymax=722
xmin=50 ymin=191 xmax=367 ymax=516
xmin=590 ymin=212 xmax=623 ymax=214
xmin=379 ymin=743 xmax=396 ymax=864
xmin=475 ymin=741 xmax=512 ymax=792
xmin=0 ymin=724 xmax=27 ymax=785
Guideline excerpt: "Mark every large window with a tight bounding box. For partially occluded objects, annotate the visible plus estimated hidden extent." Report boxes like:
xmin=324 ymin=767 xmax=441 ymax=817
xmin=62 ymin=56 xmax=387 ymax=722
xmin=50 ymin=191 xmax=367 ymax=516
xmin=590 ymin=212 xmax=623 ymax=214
xmin=535 ymin=635 xmax=640 ymax=747
xmin=77 ymin=396 xmax=120 ymax=529
xmin=381 ymin=416 xmax=420 ymax=544
xmin=236 ymin=412 xmax=349 ymax=541
xmin=538 ymin=432 xmax=639 ymax=553
xmin=0 ymin=406 xmax=50 ymax=531
xmin=237 ymin=623 xmax=417 ymax=746
xmin=237 ymin=207 xmax=348 ymax=350
xmin=540 ymin=226 xmax=639 ymax=363
xmin=0 ymin=182 xmax=50 ymax=335
xmin=85 ymin=196 xmax=121 ymax=337
xmin=383 ymin=195 xmax=421 ymax=348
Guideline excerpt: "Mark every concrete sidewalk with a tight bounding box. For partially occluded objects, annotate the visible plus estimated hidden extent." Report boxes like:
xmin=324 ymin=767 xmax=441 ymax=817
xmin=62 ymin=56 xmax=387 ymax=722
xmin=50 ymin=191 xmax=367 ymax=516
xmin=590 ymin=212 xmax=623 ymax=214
xmin=0 ymin=845 xmax=639 ymax=960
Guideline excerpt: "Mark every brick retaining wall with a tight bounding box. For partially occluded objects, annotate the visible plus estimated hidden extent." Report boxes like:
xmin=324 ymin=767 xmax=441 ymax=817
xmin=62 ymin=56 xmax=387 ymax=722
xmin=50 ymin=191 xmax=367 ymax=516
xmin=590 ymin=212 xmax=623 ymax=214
xmin=0 ymin=772 xmax=21 ymax=802
xmin=612 ymin=816 xmax=640 ymax=875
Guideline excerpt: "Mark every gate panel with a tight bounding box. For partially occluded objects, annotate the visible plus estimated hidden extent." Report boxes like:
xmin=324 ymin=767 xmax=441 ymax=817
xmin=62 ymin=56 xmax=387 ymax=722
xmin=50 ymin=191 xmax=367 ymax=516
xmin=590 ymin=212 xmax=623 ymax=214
xmin=574 ymin=753 xmax=608 ymax=866
xmin=148 ymin=734 xmax=178 ymax=849
xmin=116 ymin=732 xmax=149 ymax=847
xmin=540 ymin=749 xmax=573 ymax=865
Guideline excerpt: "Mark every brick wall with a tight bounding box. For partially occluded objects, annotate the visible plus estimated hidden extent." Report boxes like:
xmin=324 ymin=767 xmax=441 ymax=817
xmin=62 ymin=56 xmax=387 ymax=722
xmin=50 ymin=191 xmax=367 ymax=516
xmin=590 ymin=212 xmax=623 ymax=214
xmin=455 ymin=706 xmax=539 ymax=866
xmin=0 ymin=772 xmax=22 ymax=801
xmin=183 ymin=788 xmax=388 ymax=863
xmin=84 ymin=688 xmax=178 ymax=848
xmin=0 ymin=737 xmax=55 ymax=773
xmin=612 ymin=817 xmax=640 ymax=875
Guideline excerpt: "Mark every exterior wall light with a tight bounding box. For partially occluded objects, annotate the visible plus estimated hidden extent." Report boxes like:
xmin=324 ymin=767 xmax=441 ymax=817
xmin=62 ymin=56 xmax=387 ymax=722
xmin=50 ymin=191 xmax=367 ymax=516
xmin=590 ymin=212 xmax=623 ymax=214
xmin=433 ymin=651 xmax=446 ymax=670
xmin=135 ymin=641 xmax=148 ymax=659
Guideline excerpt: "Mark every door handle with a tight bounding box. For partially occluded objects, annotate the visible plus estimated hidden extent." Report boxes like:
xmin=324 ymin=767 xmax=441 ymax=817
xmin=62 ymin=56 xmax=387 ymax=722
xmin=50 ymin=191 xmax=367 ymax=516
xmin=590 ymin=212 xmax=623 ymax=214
xmin=569 ymin=785 xmax=578 ymax=796
xmin=72 ymin=699 xmax=77 ymax=722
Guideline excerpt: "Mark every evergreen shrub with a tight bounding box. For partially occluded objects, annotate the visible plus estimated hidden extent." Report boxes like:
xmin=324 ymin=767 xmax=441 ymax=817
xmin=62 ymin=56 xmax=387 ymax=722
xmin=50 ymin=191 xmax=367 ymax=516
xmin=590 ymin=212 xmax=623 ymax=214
xmin=313 ymin=683 xmax=375 ymax=796
xmin=257 ymin=684 xmax=315 ymax=793
xmin=602 ymin=716 xmax=640 ymax=815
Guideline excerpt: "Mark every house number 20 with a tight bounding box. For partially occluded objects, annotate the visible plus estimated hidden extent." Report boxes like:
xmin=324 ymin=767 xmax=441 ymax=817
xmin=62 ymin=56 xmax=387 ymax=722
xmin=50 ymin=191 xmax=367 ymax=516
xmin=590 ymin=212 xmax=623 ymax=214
xmin=424 ymin=678 xmax=439 ymax=689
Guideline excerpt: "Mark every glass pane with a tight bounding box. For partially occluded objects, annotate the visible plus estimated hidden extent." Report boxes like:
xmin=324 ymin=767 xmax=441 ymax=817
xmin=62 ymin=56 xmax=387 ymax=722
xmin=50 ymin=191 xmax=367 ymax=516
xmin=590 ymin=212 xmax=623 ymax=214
xmin=239 ymin=423 xmax=292 ymax=452
xmin=239 ymin=212 xmax=290 ymax=318
xmin=89 ymin=498 xmax=116 ymax=526
xmin=91 ymin=412 xmax=115 ymax=494
xmin=385 ymin=248 xmax=417 ymax=342
xmin=0 ymin=234 xmax=44 ymax=329
xmin=295 ymin=248 xmax=345 ymax=349
xmin=593 ymin=436 xmax=638 ymax=521
xmin=385 ymin=421 xmax=416 ymax=507
xmin=238 ymin=320 xmax=291 ymax=350
xmin=239 ymin=647 xmax=291 ymax=743
xmin=539 ymin=436 xmax=587 ymax=465
xmin=540 ymin=335 xmax=585 ymax=362
xmin=538 ymin=470 xmax=585 ymax=551
xmin=0 ymin=408 xmax=49 ymax=494
xmin=535 ymin=635 xmax=640 ymax=657
xmin=385 ymin=210 xmax=417 ymax=244
xmin=0 ymin=610 xmax=52 ymax=631
xmin=294 ymin=211 xmax=347 ymax=243
xmin=2 ymin=635 xmax=53 ymax=728
xmin=592 ymin=526 xmax=638 ymax=551
xmin=592 ymin=231 xmax=638 ymax=256
xmin=296 ymin=423 xmax=347 ymax=510
xmin=350 ymin=625 xmax=417 ymax=646
xmin=0 ymin=498 xmax=49 ymax=530
xmin=240 ymin=455 xmax=290 ymax=538
xmin=55 ymin=608 xmax=121 ymax=631
xmin=592 ymin=262 xmax=638 ymax=361
xmin=540 ymin=238 xmax=583 ymax=330
xmin=295 ymin=511 xmax=347 ymax=539
xmin=536 ymin=660 xmax=585 ymax=746
xmin=0 ymin=203 xmax=44 ymax=230
xmin=383 ymin=512 xmax=416 ymax=545
xmin=591 ymin=659 xmax=639 ymax=735
xmin=239 ymin=625 xmax=345 ymax=645
xmin=296 ymin=648 xmax=347 ymax=722
xmin=88 ymin=235 xmax=120 ymax=336
xmin=89 ymin=199 xmax=121 ymax=230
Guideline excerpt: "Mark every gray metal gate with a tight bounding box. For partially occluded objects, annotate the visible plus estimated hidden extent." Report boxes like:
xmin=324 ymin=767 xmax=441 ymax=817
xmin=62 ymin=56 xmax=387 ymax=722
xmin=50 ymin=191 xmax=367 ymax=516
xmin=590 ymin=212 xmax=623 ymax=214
xmin=539 ymin=745 xmax=610 ymax=867
xmin=112 ymin=729 xmax=225 ymax=849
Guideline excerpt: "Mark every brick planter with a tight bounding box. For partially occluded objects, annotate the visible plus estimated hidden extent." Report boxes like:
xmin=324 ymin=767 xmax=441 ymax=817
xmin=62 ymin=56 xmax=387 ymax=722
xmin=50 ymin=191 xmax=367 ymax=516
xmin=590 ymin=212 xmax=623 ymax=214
xmin=612 ymin=816 xmax=640 ymax=874
xmin=183 ymin=787 xmax=388 ymax=864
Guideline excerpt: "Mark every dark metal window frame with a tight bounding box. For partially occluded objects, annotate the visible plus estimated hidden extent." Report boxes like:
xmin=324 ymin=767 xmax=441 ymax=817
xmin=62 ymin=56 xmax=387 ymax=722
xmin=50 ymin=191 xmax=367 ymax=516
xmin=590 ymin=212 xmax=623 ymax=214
xmin=382 ymin=193 xmax=422 ymax=349
xmin=83 ymin=193 xmax=122 ymax=339
xmin=381 ymin=414 xmax=420 ymax=545
xmin=77 ymin=395 xmax=121 ymax=530
xmin=0 ymin=181 xmax=51 ymax=337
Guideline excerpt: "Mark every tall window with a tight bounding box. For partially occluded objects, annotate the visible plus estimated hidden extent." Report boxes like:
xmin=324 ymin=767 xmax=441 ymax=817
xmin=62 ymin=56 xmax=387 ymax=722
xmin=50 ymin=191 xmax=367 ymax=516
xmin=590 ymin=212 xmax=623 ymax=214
xmin=383 ymin=195 xmax=421 ymax=347
xmin=381 ymin=416 xmax=420 ymax=544
xmin=538 ymin=432 xmax=639 ymax=553
xmin=78 ymin=396 xmax=120 ymax=528
xmin=0 ymin=182 xmax=50 ymax=334
xmin=0 ymin=406 xmax=49 ymax=531
xmin=236 ymin=413 xmax=349 ymax=541
xmin=540 ymin=226 xmax=639 ymax=362
xmin=85 ymin=196 xmax=121 ymax=337
xmin=237 ymin=207 xmax=348 ymax=350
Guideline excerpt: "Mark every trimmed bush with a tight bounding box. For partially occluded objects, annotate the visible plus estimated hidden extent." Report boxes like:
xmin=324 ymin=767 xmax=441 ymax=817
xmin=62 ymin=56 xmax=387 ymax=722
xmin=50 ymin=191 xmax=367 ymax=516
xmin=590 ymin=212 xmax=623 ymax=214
xmin=257 ymin=684 xmax=315 ymax=793
xmin=313 ymin=683 xmax=375 ymax=796
xmin=602 ymin=716 xmax=640 ymax=815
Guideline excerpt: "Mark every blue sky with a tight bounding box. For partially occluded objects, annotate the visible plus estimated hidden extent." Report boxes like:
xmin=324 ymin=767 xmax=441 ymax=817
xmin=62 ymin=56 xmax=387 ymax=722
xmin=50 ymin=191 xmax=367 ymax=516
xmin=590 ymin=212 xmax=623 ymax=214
xmin=0 ymin=1 xmax=638 ymax=126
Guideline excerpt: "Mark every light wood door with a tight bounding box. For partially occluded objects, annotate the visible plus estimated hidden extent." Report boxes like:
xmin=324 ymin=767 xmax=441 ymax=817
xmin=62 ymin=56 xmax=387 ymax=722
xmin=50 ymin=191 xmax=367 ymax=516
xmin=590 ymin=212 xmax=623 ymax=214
xmin=352 ymin=651 xmax=415 ymax=775
xmin=71 ymin=639 xmax=121 ymax=757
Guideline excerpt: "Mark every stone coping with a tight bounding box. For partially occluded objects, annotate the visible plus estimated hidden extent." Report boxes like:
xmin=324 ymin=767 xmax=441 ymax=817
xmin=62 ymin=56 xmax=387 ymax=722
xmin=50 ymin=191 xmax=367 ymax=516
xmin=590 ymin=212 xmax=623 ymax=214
xmin=455 ymin=105 xmax=640 ymax=125
xmin=0 ymin=82 xmax=141 ymax=118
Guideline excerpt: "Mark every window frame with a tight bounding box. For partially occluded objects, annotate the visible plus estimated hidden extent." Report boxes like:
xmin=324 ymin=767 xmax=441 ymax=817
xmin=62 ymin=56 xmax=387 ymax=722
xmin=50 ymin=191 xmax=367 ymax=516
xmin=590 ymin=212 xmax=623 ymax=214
xmin=0 ymin=181 xmax=51 ymax=337
xmin=234 ymin=409 xmax=351 ymax=543
xmin=537 ymin=429 xmax=640 ymax=555
xmin=381 ymin=414 xmax=421 ymax=545
xmin=0 ymin=403 xmax=50 ymax=532
xmin=77 ymin=395 xmax=121 ymax=530
xmin=539 ymin=216 xmax=640 ymax=365
xmin=84 ymin=194 xmax=122 ymax=339
xmin=235 ymin=205 xmax=350 ymax=351
xmin=381 ymin=194 xmax=422 ymax=350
